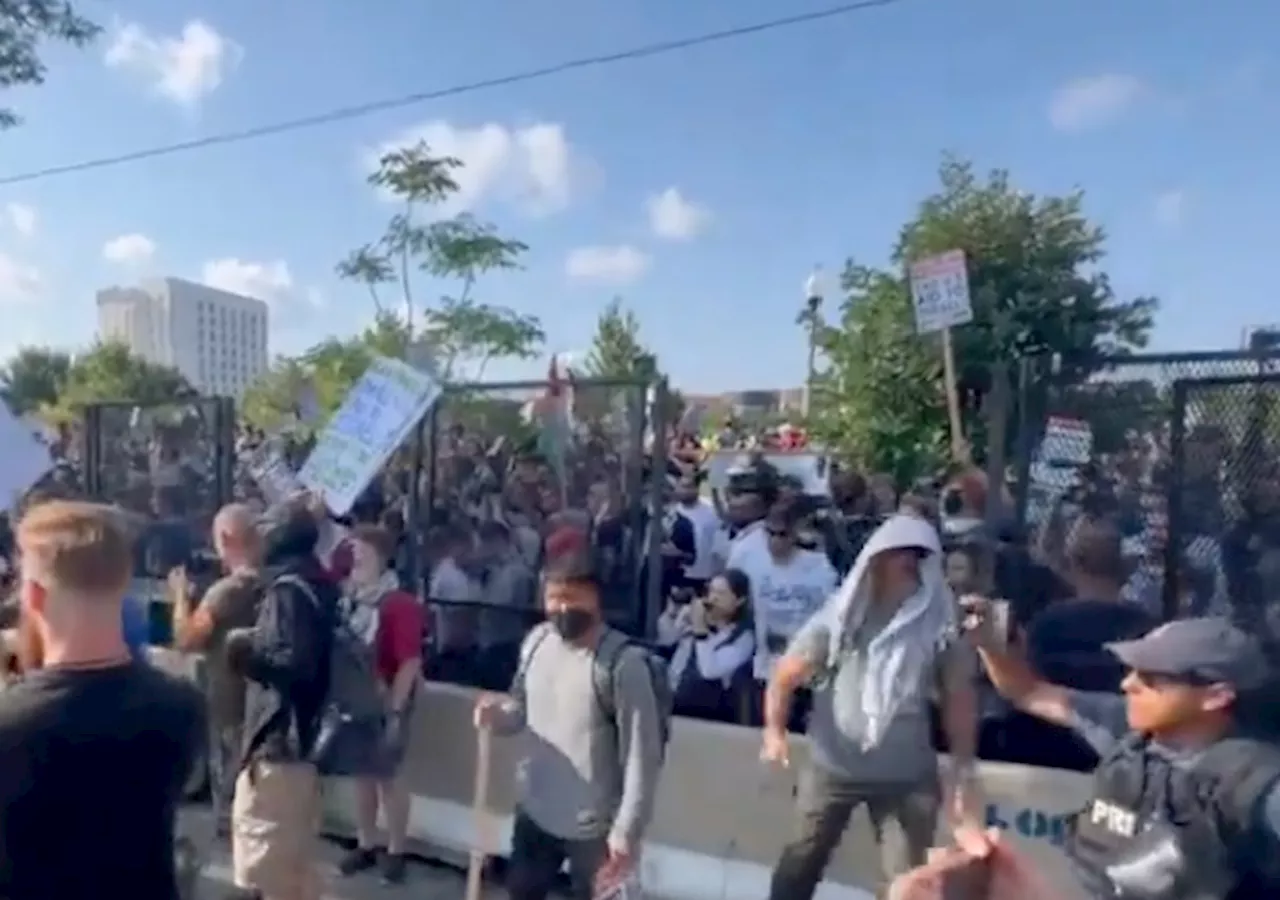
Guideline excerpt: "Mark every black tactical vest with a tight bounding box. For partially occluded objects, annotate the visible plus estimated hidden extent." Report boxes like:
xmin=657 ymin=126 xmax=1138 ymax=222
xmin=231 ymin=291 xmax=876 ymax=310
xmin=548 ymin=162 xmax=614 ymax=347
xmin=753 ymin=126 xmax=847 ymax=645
xmin=1067 ymin=732 xmax=1280 ymax=899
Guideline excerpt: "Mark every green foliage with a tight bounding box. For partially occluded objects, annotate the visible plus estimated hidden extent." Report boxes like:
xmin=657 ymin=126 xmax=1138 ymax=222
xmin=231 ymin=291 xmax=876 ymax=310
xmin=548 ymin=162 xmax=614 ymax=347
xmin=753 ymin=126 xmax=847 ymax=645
xmin=1 ymin=346 xmax=72 ymax=415
xmin=812 ymin=155 xmax=1159 ymax=476
xmin=443 ymin=393 xmax=535 ymax=444
xmin=419 ymin=297 xmax=544 ymax=384
xmin=240 ymin=141 xmax=549 ymax=432
xmin=899 ymin=157 xmax=1156 ymax=388
xmin=50 ymin=342 xmax=193 ymax=419
xmin=578 ymin=298 xmax=681 ymax=426
xmin=583 ymin=298 xmax=650 ymax=380
xmin=331 ymin=140 xmax=544 ymax=383
xmin=0 ymin=0 xmax=101 ymax=128
xmin=239 ymin=357 xmax=313 ymax=433
xmin=810 ymin=264 xmax=948 ymax=484
xmin=240 ymin=313 xmax=411 ymax=430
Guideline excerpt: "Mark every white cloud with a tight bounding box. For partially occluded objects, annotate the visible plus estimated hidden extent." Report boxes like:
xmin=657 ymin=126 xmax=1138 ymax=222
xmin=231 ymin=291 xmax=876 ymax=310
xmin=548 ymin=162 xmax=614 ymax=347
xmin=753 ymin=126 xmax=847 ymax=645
xmin=201 ymin=258 xmax=294 ymax=304
xmin=101 ymin=233 xmax=157 ymax=265
xmin=0 ymin=254 xmax=42 ymax=305
xmin=365 ymin=120 xmax=578 ymax=216
xmin=647 ymin=187 xmax=710 ymax=241
xmin=1049 ymin=73 xmax=1147 ymax=132
xmin=565 ymin=245 xmax=650 ymax=286
xmin=5 ymin=203 xmax=36 ymax=237
xmin=1154 ymin=189 xmax=1186 ymax=228
xmin=101 ymin=233 xmax=157 ymax=263
xmin=104 ymin=19 xmax=240 ymax=106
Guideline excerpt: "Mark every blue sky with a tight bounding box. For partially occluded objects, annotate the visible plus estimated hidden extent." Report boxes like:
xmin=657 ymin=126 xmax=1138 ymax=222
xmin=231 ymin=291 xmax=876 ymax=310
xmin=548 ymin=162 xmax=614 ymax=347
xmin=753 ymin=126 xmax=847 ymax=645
xmin=0 ymin=0 xmax=1275 ymax=393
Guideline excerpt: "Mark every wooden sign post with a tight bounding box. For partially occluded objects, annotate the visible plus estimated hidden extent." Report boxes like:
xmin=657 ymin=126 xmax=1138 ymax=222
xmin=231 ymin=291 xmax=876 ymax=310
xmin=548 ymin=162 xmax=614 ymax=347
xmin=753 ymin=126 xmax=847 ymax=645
xmin=908 ymin=250 xmax=974 ymax=463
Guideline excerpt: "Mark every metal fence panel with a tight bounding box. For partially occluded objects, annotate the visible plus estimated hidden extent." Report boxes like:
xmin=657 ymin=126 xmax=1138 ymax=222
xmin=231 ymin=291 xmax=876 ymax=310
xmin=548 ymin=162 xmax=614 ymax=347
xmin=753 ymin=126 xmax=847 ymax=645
xmin=1168 ymin=373 xmax=1280 ymax=625
xmin=423 ymin=377 xmax=657 ymax=633
xmin=1021 ymin=352 xmax=1280 ymax=533
xmin=85 ymin=397 xmax=234 ymax=534
xmin=426 ymin=378 xmax=649 ymax=521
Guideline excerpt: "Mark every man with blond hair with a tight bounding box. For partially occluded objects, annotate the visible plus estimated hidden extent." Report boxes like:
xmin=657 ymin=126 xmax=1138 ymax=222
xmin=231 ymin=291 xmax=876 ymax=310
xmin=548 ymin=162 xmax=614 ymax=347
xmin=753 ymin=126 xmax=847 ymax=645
xmin=0 ymin=500 xmax=206 ymax=899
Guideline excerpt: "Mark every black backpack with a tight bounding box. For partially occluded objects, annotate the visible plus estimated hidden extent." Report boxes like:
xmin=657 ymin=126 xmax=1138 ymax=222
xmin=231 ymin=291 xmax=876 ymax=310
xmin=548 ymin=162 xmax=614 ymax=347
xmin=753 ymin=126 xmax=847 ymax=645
xmin=520 ymin=623 xmax=673 ymax=757
xmin=276 ymin=575 xmax=388 ymax=777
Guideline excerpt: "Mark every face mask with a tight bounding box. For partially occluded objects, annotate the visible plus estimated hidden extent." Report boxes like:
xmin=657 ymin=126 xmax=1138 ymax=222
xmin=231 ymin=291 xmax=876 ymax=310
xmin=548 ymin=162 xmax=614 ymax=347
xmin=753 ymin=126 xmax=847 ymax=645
xmin=550 ymin=608 xmax=595 ymax=641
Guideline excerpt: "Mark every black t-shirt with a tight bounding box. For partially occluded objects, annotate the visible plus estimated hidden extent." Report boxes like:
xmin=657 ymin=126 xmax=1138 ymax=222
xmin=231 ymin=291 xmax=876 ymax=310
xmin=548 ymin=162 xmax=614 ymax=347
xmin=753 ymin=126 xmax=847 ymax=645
xmin=0 ymin=661 xmax=206 ymax=900
xmin=1026 ymin=598 xmax=1158 ymax=693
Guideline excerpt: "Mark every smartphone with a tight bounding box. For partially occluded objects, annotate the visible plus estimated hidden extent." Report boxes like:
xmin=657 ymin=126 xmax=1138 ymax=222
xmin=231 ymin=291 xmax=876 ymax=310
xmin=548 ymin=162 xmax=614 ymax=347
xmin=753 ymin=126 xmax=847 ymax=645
xmin=959 ymin=597 xmax=1014 ymax=649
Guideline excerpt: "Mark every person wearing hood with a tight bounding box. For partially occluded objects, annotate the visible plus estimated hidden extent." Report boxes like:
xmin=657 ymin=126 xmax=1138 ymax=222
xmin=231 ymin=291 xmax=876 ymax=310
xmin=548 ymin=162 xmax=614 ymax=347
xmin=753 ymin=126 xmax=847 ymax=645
xmin=224 ymin=498 xmax=339 ymax=900
xmin=761 ymin=514 xmax=979 ymax=900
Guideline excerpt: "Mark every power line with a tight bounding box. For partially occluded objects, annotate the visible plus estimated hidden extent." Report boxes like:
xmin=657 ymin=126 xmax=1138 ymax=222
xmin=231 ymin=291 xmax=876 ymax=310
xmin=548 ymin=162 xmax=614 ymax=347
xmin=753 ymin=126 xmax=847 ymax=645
xmin=0 ymin=0 xmax=902 ymax=187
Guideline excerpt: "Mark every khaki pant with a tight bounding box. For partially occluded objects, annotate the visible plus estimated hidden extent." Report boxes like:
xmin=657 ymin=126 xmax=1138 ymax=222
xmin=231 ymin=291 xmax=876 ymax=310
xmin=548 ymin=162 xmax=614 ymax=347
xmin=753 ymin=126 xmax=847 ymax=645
xmin=231 ymin=760 xmax=321 ymax=900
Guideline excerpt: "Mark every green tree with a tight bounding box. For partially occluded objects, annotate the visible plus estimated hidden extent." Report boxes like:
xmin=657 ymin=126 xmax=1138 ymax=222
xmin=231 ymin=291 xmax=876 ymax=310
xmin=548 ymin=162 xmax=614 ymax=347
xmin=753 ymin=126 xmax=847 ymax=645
xmin=0 ymin=345 xmax=72 ymax=415
xmin=334 ymin=245 xmax=395 ymax=315
xmin=50 ymin=342 xmax=193 ymax=418
xmin=335 ymin=142 xmax=544 ymax=381
xmin=1 ymin=0 xmax=101 ymax=128
xmin=241 ymin=312 xmax=442 ymax=429
xmin=901 ymin=157 xmax=1157 ymax=452
xmin=583 ymin=298 xmax=649 ymax=380
xmin=813 ymin=156 xmax=1158 ymax=479
xmin=811 ymin=264 xmax=948 ymax=484
xmin=240 ymin=357 xmax=315 ymax=432
xmin=577 ymin=298 xmax=685 ymax=429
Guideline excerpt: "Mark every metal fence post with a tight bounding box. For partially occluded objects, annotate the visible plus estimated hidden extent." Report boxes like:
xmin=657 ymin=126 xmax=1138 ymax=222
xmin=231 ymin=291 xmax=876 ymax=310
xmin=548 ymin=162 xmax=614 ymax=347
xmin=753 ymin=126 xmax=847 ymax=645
xmin=84 ymin=405 xmax=102 ymax=500
xmin=643 ymin=376 xmax=670 ymax=638
xmin=407 ymin=414 xmax=427 ymax=594
xmin=423 ymin=400 xmax=440 ymax=524
xmin=214 ymin=397 xmax=234 ymax=509
xmin=1163 ymin=379 xmax=1189 ymax=621
xmin=1011 ymin=354 xmax=1037 ymax=530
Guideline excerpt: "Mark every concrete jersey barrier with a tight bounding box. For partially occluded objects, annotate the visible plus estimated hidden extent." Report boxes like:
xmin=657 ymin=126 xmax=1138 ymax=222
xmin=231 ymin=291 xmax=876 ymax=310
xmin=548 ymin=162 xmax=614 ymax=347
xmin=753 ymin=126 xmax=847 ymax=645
xmin=149 ymin=650 xmax=1092 ymax=900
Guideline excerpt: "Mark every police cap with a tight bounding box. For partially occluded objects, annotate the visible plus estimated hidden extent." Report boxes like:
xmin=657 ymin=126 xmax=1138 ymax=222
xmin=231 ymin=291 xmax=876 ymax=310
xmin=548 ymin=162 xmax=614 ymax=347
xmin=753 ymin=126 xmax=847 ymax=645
xmin=1106 ymin=617 xmax=1270 ymax=690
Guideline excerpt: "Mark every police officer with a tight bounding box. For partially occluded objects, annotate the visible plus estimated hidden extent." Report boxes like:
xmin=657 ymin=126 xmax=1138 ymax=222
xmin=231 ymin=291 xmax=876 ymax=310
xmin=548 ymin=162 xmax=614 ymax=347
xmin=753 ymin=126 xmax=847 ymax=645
xmin=962 ymin=607 xmax=1280 ymax=899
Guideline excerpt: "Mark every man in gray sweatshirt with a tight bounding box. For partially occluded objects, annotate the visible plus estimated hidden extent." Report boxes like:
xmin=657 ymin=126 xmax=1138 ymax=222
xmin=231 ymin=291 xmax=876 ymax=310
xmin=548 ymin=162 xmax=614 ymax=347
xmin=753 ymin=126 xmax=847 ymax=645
xmin=475 ymin=544 xmax=665 ymax=900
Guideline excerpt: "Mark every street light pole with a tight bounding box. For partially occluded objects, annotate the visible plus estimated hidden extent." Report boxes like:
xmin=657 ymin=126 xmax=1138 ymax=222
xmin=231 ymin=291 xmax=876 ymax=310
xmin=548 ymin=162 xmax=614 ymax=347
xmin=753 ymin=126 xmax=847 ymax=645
xmin=803 ymin=267 xmax=825 ymax=418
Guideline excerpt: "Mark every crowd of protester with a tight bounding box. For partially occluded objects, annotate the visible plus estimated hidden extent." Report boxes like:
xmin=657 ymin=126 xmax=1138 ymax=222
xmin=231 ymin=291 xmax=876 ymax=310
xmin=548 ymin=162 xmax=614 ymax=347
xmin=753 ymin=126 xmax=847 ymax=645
xmin=1 ymin=381 xmax=1278 ymax=898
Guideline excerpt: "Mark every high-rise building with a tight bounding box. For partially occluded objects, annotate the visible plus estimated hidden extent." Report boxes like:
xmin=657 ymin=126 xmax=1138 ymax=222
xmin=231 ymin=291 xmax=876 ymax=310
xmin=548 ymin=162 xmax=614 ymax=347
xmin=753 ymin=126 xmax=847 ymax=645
xmin=96 ymin=277 xmax=269 ymax=398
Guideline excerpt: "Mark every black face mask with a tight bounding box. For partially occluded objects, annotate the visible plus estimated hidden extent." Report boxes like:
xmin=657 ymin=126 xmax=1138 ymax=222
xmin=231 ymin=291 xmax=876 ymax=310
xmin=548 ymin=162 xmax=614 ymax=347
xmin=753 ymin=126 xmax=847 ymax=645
xmin=550 ymin=608 xmax=595 ymax=641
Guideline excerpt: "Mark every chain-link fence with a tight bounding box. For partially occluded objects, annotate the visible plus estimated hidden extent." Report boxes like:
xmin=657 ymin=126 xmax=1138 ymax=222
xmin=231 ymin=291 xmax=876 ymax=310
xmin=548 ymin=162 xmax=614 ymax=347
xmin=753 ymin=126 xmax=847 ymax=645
xmin=420 ymin=376 xmax=663 ymax=636
xmin=1015 ymin=350 xmax=1280 ymax=622
xmin=84 ymin=398 xmax=234 ymax=584
xmin=1019 ymin=352 xmax=1280 ymax=526
xmin=1168 ymin=372 xmax=1280 ymax=626
xmin=85 ymin=398 xmax=234 ymax=521
xmin=424 ymin=378 xmax=649 ymax=517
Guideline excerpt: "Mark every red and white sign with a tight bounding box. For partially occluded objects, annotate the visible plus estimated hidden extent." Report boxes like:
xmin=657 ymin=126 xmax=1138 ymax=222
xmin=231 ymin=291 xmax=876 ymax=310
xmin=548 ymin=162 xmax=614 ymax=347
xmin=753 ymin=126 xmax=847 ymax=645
xmin=1042 ymin=416 xmax=1094 ymax=465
